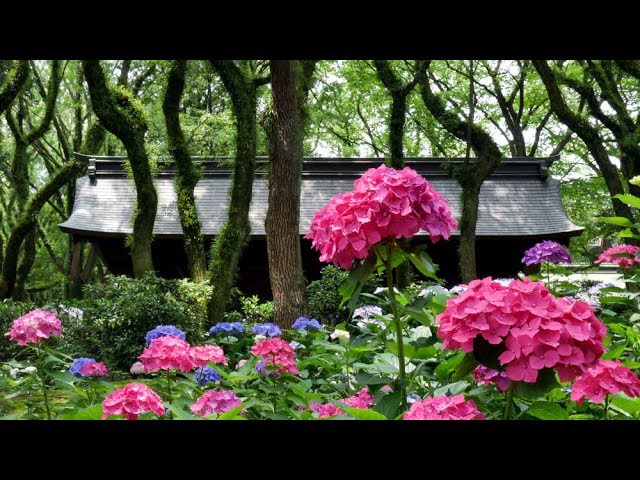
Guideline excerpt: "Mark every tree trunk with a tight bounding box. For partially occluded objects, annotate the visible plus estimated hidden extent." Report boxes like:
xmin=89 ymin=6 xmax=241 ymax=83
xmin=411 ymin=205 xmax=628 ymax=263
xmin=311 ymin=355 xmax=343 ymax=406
xmin=388 ymin=94 xmax=407 ymax=169
xmin=68 ymin=239 xmax=83 ymax=298
xmin=419 ymin=65 xmax=502 ymax=282
xmin=265 ymin=60 xmax=309 ymax=328
xmin=207 ymin=61 xmax=259 ymax=323
xmin=0 ymin=161 xmax=82 ymax=298
xmin=13 ymin=229 xmax=36 ymax=300
xmin=163 ymin=60 xmax=207 ymax=282
xmin=0 ymin=60 xmax=29 ymax=114
xmin=83 ymin=60 xmax=157 ymax=276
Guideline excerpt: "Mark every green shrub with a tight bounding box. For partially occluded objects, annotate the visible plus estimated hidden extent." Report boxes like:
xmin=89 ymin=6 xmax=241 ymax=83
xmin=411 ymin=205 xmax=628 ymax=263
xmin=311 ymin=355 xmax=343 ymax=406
xmin=307 ymin=265 xmax=383 ymax=325
xmin=77 ymin=273 xmax=207 ymax=371
xmin=238 ymin=295 xmax=274 ymax=323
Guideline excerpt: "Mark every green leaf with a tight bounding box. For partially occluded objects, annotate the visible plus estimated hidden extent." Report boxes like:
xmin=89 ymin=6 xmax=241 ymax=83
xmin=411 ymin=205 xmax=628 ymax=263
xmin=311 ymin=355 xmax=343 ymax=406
xmin=614 ymin=193 xmax=640 ymax=210
xmin=338 ymin=405 xmax=388 ymax=420
xmin=57 ymin=405 xmax=103 ymax=420
xmin=374 ymin=391 xmax=403 ymax=419
xmin=217 ymin=404 xmax=245 ymax=420
xmin=452 ymin=353 xmax=479 ymax=381
xmin=610 ymin=395 xmax=640 ymax=417
xmin=48 ymin=370 xmax=76 ymax=387
xmin=516 ymin=369 xmax=561 ymax=400
xmin=355 ymin=373 xmax=391 ymax=385
xmin=602 ymin=342 xmax=627 ymax=360
xmin=599 ymin=216 xmax=635 ymax=227
xmin=407 ymin=250 xmax=441 ymax=282
xmin=434 ymin=352 xmax=464 ymax=383
xmin=168 ymin=402 xmax=194 ymax=420
xmin=525 ymin=401 xmax=568 ymax=420
xmin=338 ymin=254 xmax=378 ymax=314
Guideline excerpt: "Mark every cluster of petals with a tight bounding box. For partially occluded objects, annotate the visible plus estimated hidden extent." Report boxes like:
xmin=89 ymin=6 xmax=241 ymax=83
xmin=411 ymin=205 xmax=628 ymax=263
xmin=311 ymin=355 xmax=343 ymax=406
xmin=403 ymin=395 xmax=484 ymax=420
xmin=5 ymin=310 xmax=63 ymax=346
xmin=144 ymin=325 xmax=186 ymax=345
xmin=436 ymin=277 xmax=606 ymax=383
xmin=595 ymin=245 xmax=640 ymax=269
xmin=79 ymin=361 xmax=109 ymax=377
xmin=190 ymin=390 xmax=242 ymax=417
xmin=251 ymin=338 xmax=299 ymax=375
xmin=292 ymin=317 xmax=322 ymax=331
xmin=570 ymin=359 xmax=640 ymax=405
xmin=522 ymin=240 xmax=572 ymax=266
xmin=209 ymin=322 xmax=243 ymax=335
xmin=140 ymin=336 xmax=227 ymax=373
xmin=189 ymin=345 xmax=228 ymax=368
xmin=102 ymin=382 xmax=165 ymax=420
xmin=309 ymin=387 xmax=374 ymax=418
xmin=472 ymin=365 xmax=510 ymax=392
xmin=305 ymin=164 xmax=458 ymax=269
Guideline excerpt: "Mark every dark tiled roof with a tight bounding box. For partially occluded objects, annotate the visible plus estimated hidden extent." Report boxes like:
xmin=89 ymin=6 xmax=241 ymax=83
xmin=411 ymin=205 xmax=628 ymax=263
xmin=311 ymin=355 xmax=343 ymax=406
xmin=59 ymin=156 xmax=584 ymax=239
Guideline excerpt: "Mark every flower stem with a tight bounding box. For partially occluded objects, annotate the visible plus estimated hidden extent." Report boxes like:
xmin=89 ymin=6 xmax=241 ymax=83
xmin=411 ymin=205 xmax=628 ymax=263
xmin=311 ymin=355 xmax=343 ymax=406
xmin=166 ymin=371 xmax=174 ymax=420
xmin=35 ymin=346 xmax=51 ymax=420
xmin=603 ymin=393 xmax=610 ymax=420
xmin=503 ymin=381 xmax=515 ymax=420
xmin=385 ymin=240 xmax=406 ymax=411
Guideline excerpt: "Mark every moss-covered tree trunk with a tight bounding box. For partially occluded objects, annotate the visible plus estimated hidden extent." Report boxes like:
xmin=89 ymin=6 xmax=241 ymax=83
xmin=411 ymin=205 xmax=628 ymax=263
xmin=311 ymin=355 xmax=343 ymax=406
xmin=0 ymin=60 xmax=29 ymax=114
xmin=83 ymin=60 xmax=157 ymax=277
xmin=533 ymin=60 xmax=635 ymax=224
xmin=207 ymin=60 xmax=264 ymax=323
xmin=0 ymin=161 xmax=82 ymax=298
xmin=265 ymin=60 xmax=315 ymax=328
xmin=419 ymin=64 xmax=502 ymax=282
xmin=163 ymin=60 xmax=207 ymax=282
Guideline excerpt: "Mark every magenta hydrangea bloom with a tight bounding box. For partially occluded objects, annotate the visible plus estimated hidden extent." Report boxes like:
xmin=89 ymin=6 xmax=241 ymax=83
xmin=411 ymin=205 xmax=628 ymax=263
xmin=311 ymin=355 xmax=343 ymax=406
xmin=595 ymin=245 xmax=640 ymax=270
xmin=139 ymin=336 xmax=195 ymax=373
xmin=571 ymin=359 xmax=640 ymax=406
xmin=522 ymin=240 xmax=572 ymax=266
xmin=403 ymin=395 xmax=485 ymax=420
xmin=189 ymin=345 xmax=228 ymax=368
xmin=102 ymin=382 xmax=165 ymax=420
xmin=436 ymin=277 xmax=607 ymax=383
xmin=251 ymin=338 xmax=299 ymax=375
xmin=305 ymin=164 xmax=457 ymax=269
xmin=309 ymin=387 xmax=374 ymax=418
xmin=472 ymin=365 xmax=510 ymax=392
xmin=79 ymin=361 xmax=109 ymax=377
xmin=190 ymin=390 xmax=242 ymax=418
xmin=5 ymin=309 xmax=63 ymax=346
xmin=130 ymin=361 xmax=146 ymax=374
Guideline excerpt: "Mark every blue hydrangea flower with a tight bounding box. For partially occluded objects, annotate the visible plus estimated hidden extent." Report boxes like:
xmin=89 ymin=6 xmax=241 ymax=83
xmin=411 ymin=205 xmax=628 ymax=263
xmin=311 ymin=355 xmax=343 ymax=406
xmin=209 ymin=322 xmax=244 ymax=335
xmin=251 ymin=323 xmax=282 ymax=337
xmin=194 ymin=366 xmax=222 ymax=386
xmin=256 ymin=359 xmax=274 ymax=376
xmin=69 ymin=357 xmax=95 ymax=377
xmin=145 ymin=325 xmax=186 ymax=345
xmin=292 ymin=316 xmax=322 ymax=331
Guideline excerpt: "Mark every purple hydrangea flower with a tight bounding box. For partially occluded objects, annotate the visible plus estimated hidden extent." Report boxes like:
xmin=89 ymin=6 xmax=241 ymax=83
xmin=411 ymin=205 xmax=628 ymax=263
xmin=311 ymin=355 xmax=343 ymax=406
xmin=209 ymin=322 xmax=244 ymax=335
xmin=194 ymin=366 xmax=222 ymax=385
xmin=522 ymin=240 xmax=572 ymax=266
xmin=352 ymin=305 xmax=382 ymax=320
xmin=251 ymin=323 xmax=282 ymax=337
xmin=292 ymin=316 xmax=322 ymax=331
xmin=145 ymin=325 xmax=186 ymax=345
xmin=69 ymin=357 xmax=95 ymax=377
xmin=256 ymin=359 xmax=273 ymax=376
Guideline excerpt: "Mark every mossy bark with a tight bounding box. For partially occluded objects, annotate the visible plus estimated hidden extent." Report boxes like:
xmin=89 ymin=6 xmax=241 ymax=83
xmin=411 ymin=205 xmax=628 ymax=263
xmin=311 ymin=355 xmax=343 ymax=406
xmin=419 ymin=66 xmax=502 ymax=282
xmin=0 ymin=161 xmax=82 ymax=298
xmin=533 ymin=60 xmax=634 ymax=224
xmin=0 ymin=60 xmax=29 ymax=115
xmin=163 ymin=60 xmax=207 ymax=283
xmin=83 ymin=60 xmax=157 ymax=277
xmin=207 ymin=60 xmax=259 ymax=322
xmin=265 ymin=60 xmax=314 ymax=328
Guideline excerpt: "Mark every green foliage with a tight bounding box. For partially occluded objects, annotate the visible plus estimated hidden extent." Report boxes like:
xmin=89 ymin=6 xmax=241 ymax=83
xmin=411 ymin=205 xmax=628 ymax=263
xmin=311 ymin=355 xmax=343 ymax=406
xmin=237 ymin=295 xmax=274 ymax=324
xmin=75 ymin=273 xmax=207 ymax=371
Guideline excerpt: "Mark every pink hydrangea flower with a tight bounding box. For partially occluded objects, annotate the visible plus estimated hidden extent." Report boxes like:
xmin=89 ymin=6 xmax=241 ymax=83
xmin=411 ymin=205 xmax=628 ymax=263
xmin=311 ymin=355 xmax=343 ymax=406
xmin=251 ymin=338 xmax=299 ymax=375
xmin=571 ymin=359 xmax=640 ymax=405
xmin=381 ymin=385 xmax=393 ymax=392
xmin=190 ymin=390 xmax=242 ymax=418
xmin=189 ymin=345 xmax=228 ymax=368
xmin=595 ymin=244 xmax=640 ymax=269
xmin=102 ymin=382 xmax=165 ymax=420
xmin=139 ymin=336 xmax=195 ymax=373
xmin=5 ymin=309 xmax=63 ymax=346
xmin=130 ymin=361 xmax=146 ymax=374
xmin=436 ymin=277 xmax=606 ymax=384
xmin=309 ymin=387 xmax=374 ymax=418
xmin=79 ymin=361 xmax=109 ymax=377
xmin=473 ymin=365 xmax=510 ymax=392
xmin=305 ymin=164 xmax=458 ymax=269
xmin=403 ymin=395 xmax=485 ymax=420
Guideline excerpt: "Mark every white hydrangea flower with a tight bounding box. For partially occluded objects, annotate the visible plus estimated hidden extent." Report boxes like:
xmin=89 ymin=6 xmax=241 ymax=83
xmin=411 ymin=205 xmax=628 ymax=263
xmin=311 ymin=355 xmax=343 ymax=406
xmin=330 ymin=329 xmax=350 ymax=340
